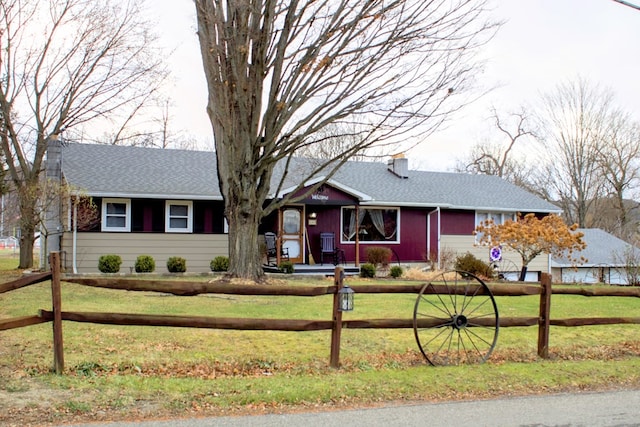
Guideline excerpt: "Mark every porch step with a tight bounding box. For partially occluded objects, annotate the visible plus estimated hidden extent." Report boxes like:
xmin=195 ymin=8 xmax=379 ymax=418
xmin=263 ymin=264 xmax=360 ymax=276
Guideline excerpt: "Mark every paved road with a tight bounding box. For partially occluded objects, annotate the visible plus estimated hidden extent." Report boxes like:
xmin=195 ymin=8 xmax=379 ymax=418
xmin=67 ymin=389 xmax=640 ymax=427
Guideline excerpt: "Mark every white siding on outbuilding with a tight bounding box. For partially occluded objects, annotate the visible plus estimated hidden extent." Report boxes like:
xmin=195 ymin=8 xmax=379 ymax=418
xmin=551 ymin=228 xmax=640 ymax=285
xmin=554 ymin=266 xmax=633 ymax=285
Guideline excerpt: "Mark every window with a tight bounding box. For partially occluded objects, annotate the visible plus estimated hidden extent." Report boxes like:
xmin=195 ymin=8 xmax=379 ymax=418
xmin=101 ymin=198 xmax=131 ymax=232
xmin=475 ymin=211 xmax=516 ymax=242
xmin=475 ymin=211 xmax=516 ymax=227
xmin=165 ymin=201 xmax=193 ymax=233
xmin=341 ymin=207 xmax=399 ymax=243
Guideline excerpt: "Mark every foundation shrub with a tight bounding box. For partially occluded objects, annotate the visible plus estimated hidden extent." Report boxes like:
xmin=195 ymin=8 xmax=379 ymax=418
xmin=98 ymin=254 xmax=122 ymax=273
xmin=166 ymin=256 xmax=187 ymax=273
xmin=135 ymin=255 xmax=155 ymax=273
xmin=210 ymin=256 xmax=230 ymax=272
xmin=390 ymin=265 xmax=403 ymax=279
xmin=279 ymin=261 xmax=294 ymax=274
xmin=360 ymin=263 xmax=376 ymax=278
xmin=454 ymin=252 xmax=495 ymax=279
xmin=365 ymin=246 xmax=392 ymax=267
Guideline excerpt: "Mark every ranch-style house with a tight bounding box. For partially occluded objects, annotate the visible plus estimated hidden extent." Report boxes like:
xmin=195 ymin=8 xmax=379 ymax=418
xmin=44 ymin=140 xmax=561 ymax=278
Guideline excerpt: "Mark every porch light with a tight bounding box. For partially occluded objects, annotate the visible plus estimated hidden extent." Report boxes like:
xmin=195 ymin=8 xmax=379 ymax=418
xmin=308 ymin=211 xmax=317 ymax=226
xmin=338 ymin=284 xmax=354 ymax=312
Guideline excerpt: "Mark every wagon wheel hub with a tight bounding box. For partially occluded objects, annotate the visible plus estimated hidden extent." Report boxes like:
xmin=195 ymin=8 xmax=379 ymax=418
xmin=452 ymin=314 xmax=468 ymax=330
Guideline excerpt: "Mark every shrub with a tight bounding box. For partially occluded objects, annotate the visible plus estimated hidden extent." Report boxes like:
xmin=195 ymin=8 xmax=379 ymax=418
xmin=98 ymin=254 xmax=122 ymax=273
xmin=210 ymin=256 xmax=230 ymax=272
xmin=360 ymin=263 xmax=376 ymax=278
xmin=365 ymin=246 xmax=392 ymax=267
xmin=279 ymin=261 xmax=294 ymax=274
xmin=166 ymin=256 xmax=187 ymax=273
xmin=454 ymin=252 xmax=495 ymax=279
xmin=390 ymin=265 xmax=403 ymax=279
xmin=135 ymin=255 xmax=155 ymax=273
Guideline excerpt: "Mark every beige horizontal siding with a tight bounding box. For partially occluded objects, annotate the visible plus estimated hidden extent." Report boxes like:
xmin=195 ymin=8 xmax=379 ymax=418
xmin=440 ymin=235 xmax=549 ymax=273
xmin=61 ymin=232 xmax=229 ymax=274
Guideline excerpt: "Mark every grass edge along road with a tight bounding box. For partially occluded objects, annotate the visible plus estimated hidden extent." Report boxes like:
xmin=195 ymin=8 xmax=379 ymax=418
xmin=1 ymin=268 xmax=639 ymax=425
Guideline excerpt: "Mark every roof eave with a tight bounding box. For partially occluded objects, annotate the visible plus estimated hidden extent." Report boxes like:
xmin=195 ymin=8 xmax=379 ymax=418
xmin=70 ymin=191 xmax=224 ymax=201
xmin=275 ymin=177 xmax=373 ymax=202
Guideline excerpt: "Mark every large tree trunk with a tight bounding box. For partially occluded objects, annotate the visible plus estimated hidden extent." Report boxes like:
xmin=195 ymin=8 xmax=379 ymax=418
xmin=218 ymin=144 xmax=271 ymax=281
xmin=226 ymin=207 xmax=265 ymax=280
xmin=18 ymin=197 xmax=37 ymax=269
xmin=19 ymin=232 xmax=35 ymax=270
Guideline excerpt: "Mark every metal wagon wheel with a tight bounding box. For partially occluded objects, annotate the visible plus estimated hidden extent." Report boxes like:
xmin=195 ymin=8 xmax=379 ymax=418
xmin=492 ymin=258 xmax=520 ymax=281
xmin=413 ymin=270 xmax=499 ymax=366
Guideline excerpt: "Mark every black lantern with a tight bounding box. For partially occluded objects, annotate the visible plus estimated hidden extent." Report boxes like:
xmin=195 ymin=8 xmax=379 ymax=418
xmin=338 ymin=284 xmax=354 ymax=312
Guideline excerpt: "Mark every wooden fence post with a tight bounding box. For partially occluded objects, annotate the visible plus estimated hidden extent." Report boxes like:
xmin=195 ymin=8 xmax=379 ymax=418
xmin=50 ymin=251 xmax=64 ymax=374
xmin=329 ymin=266 xmax=345 ymax=368
xmin=537 ymin=272 xmax=552 ymax=359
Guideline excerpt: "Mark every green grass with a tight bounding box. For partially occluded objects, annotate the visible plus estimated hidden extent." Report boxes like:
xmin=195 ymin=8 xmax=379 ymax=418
xmin=0 ymin=249 xmax=20 ymax=271
xmin=1 ymin=267 xmax=639 ymax=425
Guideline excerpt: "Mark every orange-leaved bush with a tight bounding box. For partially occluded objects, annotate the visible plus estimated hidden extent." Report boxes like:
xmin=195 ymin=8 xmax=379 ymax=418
xmin=474 ymin=213 xmax=587 ymax=280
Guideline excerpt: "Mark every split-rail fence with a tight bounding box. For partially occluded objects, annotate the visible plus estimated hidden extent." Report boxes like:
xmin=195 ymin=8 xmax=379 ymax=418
xmin=1 ymin=252 xmax=639 ymax=374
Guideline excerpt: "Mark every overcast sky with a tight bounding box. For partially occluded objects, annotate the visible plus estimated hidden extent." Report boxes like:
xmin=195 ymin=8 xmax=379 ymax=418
xmin=152 ymin=0 xmax=640 ymax=171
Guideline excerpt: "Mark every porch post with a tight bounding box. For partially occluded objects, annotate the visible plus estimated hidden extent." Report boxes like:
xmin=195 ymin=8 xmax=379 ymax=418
xmin=355 ymin=205 xmax=360 ymax=266
xmin=276 ymin=209 xmax=282 ymax=265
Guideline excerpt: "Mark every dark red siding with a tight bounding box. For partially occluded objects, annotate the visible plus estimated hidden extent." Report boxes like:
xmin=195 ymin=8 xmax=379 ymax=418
xmin=310 ymin=207 xmax=429 ymax=264
xmin=440 ymin=210 xmax=475 ymax=235
xmin=293 ymin=184 xmax=358 ymax=205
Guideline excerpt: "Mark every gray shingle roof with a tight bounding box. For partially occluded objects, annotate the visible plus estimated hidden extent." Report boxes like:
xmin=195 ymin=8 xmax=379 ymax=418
xmin=329 ymin=161 xmax=558 ymax=211
xmin=59 ymin=142 xmax=559 ymax=212
xmin=551 ymin=228 xmax=640 ymax=267
xmin=61 ymin=143 xmax=220 ymax=199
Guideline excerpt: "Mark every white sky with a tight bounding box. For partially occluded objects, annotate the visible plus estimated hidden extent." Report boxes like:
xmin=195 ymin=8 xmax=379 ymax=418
xmin=151 ymin=0 xmax=640 ymax=171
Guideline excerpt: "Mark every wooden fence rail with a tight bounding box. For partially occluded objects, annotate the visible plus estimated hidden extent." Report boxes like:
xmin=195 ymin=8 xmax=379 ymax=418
xmin=1 ymin=252 xmax=639 ymax=374
xmin=0 ymin=271 xmax=51 ymax=294
xmin=0 ymin=271 xmax=52 ymax=331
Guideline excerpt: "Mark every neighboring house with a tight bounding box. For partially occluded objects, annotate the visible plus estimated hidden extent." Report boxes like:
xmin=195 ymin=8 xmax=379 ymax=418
xmin=551 ymin=228 xmax=640 ymax=285
xmin=45 ymin=141 xmax=560 ymax=276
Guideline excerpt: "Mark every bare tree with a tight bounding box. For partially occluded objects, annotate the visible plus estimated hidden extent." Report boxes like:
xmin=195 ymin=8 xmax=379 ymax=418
xmin=613 ymin=246 xmax=640 ymax=285
xmin=535 ymin=78 xmax=613 ymax=228
xmin=0 ymin=0 xmax=167 ymax=268
xmin=147 ymin=98 xmax=201 ymax=151
xmin=295 ymin=123 xmax=382 ymax=161
xmin=456 ymin=107 xmax=537 ymax=188
xmin=194 ymin=0 xmax=498 ymax=279
xmin=592 ymin=112 xmax=640 ymax=239
xmin=86 ymin=97 xmax=202 ymax=150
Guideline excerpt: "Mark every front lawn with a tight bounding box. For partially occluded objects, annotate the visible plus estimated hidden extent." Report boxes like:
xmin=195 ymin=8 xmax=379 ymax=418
xmin=1 ymin=272 xmax=639 ymax=425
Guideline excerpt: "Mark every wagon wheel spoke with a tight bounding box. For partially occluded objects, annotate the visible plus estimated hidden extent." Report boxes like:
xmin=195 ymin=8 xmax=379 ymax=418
xmin=413 ymin=271 xmax=499 ymax=366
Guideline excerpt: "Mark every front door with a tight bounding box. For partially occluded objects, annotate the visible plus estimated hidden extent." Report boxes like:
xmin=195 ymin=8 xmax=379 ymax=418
xmin=281 ymin=207 xmax=303 ymax=263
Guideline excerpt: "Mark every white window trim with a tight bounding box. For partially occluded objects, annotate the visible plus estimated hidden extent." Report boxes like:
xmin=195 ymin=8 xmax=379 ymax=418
xmin=165 ymin=200 xmax=193 ymax=233
xmin=340 ymin=206 xmax=401 ymax=244
xmin=475 ymin=211 xmax=517 ymax=243
xmin=101 ymin=198 xmax=131 ymax=232
xmin=475 ymin=211 xmax=517 ymax=227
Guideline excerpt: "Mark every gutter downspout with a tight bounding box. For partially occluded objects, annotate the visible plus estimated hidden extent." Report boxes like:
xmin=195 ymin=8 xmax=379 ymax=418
xmin=437 ymin=207 xmax=441 ymax=270
xmin=355 ymin=205 xmax=360 ymax=267
xmin=72 ymin=200 xmax=78 ymax=274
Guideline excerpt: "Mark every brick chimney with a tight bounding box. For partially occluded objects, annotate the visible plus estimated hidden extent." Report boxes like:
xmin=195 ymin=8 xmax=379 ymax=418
xmin=387 ymin=153 xmax=409 ymax=178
